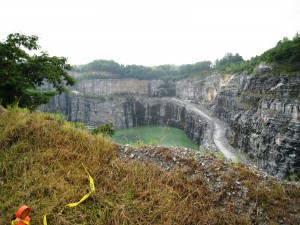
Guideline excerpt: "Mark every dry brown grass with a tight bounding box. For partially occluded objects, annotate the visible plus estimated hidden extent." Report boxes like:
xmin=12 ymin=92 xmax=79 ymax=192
xmin=0 ymin=107 xmax=299 ymax=224
xmin=234 ymin=163 xmax=300 ymax=224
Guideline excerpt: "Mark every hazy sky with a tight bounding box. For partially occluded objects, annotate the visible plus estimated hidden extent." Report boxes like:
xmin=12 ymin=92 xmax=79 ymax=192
xmin=1 ymin=0 xmax=299 ymax=66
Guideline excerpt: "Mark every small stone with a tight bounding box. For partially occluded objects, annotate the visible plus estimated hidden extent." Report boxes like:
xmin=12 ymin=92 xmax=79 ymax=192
xmin=130 ymin=154 xmax=135 ymax=159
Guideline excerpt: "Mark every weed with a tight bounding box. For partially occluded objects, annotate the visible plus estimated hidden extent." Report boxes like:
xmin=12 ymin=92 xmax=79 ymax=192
xmin=234 ymin=149 xmax=242 ymax=164
xmin=285 ymin=170 xmax=300 ymax=182
xmin=92 ymin=122 xmax=115 ymax=137
xmin=43 ymin=112 xmax=66 ymax=123
xmin=69 ymin=121 xmax=86 ymax=129
xmin=131 ymin=139 xmax=146 ymax=147
xmin=7 ymin=104 xmax=29 ymax=113
xmin=147 ymin=139 xmax=159 ymax=145
xmin=200 ymin=149 xmax=225 ymax=159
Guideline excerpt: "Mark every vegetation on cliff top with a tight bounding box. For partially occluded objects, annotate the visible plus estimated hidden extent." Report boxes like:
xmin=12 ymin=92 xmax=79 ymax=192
xmin=1 ymin=107 xmax=299 ymax=224
xmin=260 ymin=33 xmax=300 ymax=72
xmin=73 ymin=33 xmax=300 ymax=80
xmin=73 ymin=60 xmax=212 ymax=81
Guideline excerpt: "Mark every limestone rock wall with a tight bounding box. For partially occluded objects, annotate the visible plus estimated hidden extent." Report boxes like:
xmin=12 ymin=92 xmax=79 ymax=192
xmin=122 ymin=98 xmax=213 ymax=149
xmin=214 ymin=74 xmax=300 ymax=177
xmin=175 ymin=73 xmax=234 ymax=104
xmin=43 ymin=96 xmax=213 ymax=149
xmin=75 ymin=79 xmax=175 ymax=97
xmin=42 ymin=71 xmax=300 ymax=177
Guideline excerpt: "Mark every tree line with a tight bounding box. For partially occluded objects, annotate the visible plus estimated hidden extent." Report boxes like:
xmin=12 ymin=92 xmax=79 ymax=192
xmin=74 ymin=33 xmax=300 ymax=80
xmin=73 ymin=60 xmax=212 ymax=80
xmin=1 ymin=32 xmax=299 ymax=109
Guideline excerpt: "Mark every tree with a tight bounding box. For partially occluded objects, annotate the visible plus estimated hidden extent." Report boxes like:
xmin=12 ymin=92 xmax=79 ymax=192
xmin=215 ymin=53 xmax=244 ymax=69
xmin=0 ymin=33 xmax=75 ymax=109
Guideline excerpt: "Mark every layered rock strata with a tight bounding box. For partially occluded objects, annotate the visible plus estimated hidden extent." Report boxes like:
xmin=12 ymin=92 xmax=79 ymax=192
xmin=214 ymin=74 xmax=300 ymax=177
xmin=44 ymin=95 xmax=214 ymax=150
xmin=43 ymin=72 xmax=300 ymax=177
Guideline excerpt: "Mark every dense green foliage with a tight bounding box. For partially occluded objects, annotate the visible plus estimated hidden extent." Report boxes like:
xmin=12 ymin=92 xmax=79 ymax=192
xmin=73 ymin=33 xmax=300 ymax=80
xmin=0 ymin=33 xmax=75 ymax=109
xmin=73 ymin=60 xmax=212 ymax=80
xmin=260 ymin=33 xmax=300 ymax=72
xmin=92 ymin=122 xmax=115 ymax=137
xmin=215 ymin=53 xmax=244 ymax=69
xmin=213 ymin=34 xmax=300 ymax=73
xmin=214 ymin=55 xmax=260 ymax=74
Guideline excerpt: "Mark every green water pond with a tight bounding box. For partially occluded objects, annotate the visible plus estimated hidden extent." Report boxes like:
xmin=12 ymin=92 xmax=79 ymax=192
xmin=111 ymin=125 xmax=198 ymax=150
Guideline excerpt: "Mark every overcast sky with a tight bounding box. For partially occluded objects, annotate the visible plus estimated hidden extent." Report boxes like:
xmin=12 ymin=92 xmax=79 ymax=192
xmin=1 ymin=0 xmax=299 ymax=66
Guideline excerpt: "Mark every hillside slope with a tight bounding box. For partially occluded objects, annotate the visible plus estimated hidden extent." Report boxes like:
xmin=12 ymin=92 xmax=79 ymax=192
xmin=0 ymin=107 xmax=299 ymax=224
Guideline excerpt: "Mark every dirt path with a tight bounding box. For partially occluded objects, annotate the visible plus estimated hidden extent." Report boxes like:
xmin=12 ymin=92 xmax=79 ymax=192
xmin=170 ymin=98 xmax=237 ymax=161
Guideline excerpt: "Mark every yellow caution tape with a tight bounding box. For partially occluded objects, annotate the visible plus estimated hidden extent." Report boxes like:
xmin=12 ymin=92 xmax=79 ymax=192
xmin=43 ymin=214 xmax=51 ymax=225
xmin=43 ymin=164 xmax=95 ymax=225
xmin=11 ymin=219 xmax=30 ymax=225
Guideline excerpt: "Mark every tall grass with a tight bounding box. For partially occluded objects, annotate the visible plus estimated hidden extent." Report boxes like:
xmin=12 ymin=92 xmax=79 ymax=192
xmin=0 ymin=107 xmax=299 ymax=224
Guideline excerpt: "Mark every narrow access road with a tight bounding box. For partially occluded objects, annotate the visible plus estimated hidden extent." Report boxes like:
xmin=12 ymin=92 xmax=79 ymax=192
xmin=171 ymin=98 xmax=237 ymax=161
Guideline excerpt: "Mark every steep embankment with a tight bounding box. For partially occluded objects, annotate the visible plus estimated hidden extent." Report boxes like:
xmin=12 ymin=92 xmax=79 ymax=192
xmin=214 ymin=73 xmax=300 ymax=177
xmin=1 ymin=107 xmax=300 ymax=224
xmin=172 ymin=98 xmax=237 ymax=161
xmin=175 ymin=71 xmax=300 ymax=178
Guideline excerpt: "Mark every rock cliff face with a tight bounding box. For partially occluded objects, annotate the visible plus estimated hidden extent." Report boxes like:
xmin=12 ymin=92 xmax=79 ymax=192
xmin=175 ymin=73 xmax=234 ymax=104
xmin=43 ymin=72 xmax=300 ymax=177
xmin=214 ymin=74 xmax=300 ymax=177
xmin=122 ymin=98 xmax=213 ymax=149
xmin=44 ymin=94 xmax=213 ymax=150
xmin=74 ymin=79 xmax=175 ymax=97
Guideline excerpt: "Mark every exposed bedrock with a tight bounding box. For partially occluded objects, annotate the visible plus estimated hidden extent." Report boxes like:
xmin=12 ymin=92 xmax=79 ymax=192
xmin=175 ymin=73 xmax=233 ymax=104
xmin=214 ymin=74 xmax=300 ymax=177
xmin=43 ymin=72 xmax=300 ymax=177
xmin=43 ymin=95 xmax=214 ymax=150
xmin=74 ymin=79 xmax=175 ymax=97
xmin=176 ymin=72 xmax=300 ymax=177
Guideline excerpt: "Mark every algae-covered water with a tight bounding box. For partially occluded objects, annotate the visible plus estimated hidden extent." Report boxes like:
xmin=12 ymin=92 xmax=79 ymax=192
xmin=112 ymin=125 xmax=198 ymax=150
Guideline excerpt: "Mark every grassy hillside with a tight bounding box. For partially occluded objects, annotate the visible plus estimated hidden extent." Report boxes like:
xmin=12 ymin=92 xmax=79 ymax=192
xmin=0 ymin=107 xmax=299 ymax=224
